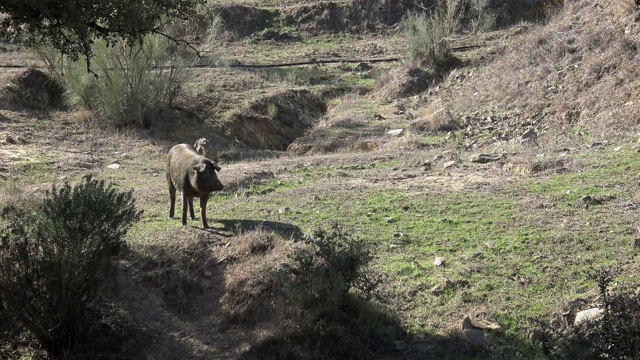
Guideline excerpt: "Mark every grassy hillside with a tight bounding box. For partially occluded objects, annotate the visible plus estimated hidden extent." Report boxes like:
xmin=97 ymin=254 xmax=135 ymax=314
xmin=2 ymin=0 xmax=640 ymax=359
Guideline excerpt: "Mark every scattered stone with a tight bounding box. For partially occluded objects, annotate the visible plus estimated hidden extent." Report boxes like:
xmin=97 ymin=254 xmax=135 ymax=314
xmin=279 ymin=207 xmax=291 ymax=214
xmin=521 ymin=128 xmax=538 ymax=142
xmin=470 ymin=153 xmax=504 ymax=163
xmin=107 ymin=163 xmax=120 ymax=169
xmin=373 ymin=113 xmax=386 ymax=120
xmin=385 ymin=216 xmax=395 ymax=223
xmin=574 ymin=308 xmax=604 ymax=325
xmin=203 ymin=270 xmax=213 ymax=278
xmin=613 ymin=146 xmax=622 ymax=152
xmin=152 ymin=173 xmax=159 ymax=177
xmin=433 ymin=257 xmax=446 ymax=267
xmin=430 ymin=277 xmax=453 ymax=295
xmin=442 ymin=150 xmax=455 ymax=158
xmin=430 ymin=282 xmax=446 ymax=295
xmin=468 ymin=315 xmax=503 ymax=332
xmin=443 ymin=160 xmax=457 ymax=169
xmin=4 ymin=135 xmax=16 ymax=144
xmin=387 ymin=128 xmax=404 ymax=136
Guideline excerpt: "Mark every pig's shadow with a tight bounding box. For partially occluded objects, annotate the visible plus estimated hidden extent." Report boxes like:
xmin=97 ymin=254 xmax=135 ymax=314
xmin=205 ymin=219 xmax=303 ymax=239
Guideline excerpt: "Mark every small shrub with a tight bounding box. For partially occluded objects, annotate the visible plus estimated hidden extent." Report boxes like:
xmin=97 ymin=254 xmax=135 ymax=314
xmin=221 ymin=225 xmax=397 ymax=359
xmin=266 ymin=103 xmax=278 ymax=118
xmin=37 ymin=34 xmax=187 ymax=128
xmin=542 ymin=265 xmax=640 ymax=359
xmin=0 ymin=176 xmax=141 ymax=355
xmin=401 ymin=1 xmax=462 ymax=69
xmin=2 ymin=68 xmax=65 ymax=110
xmin=287 ymin=224 xmax=375 ymax=308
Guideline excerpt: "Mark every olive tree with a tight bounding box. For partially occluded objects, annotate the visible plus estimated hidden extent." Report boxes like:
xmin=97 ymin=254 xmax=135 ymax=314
xmin=0 ymin=0 xmax=204 ymax=67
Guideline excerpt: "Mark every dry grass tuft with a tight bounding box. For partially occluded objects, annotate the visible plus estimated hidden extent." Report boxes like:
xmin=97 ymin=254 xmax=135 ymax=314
xmin=374 ymin=66 xmax=436 ymax=101
xmin=135 ymin=233 xmax=215 ymax=303
xmin=412 ymin=101 xmax=459 ymax=132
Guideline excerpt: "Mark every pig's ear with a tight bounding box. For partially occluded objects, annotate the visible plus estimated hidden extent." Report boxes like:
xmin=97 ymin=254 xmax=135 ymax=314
xmin=193 ymin=163 xmax=205 ymax=172
xmin=213 ymin=163 xmax=222 ymax=172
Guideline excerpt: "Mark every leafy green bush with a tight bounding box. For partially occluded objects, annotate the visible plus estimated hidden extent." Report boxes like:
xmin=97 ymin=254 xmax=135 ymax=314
xmin=401 ymin=2 xmax=462 ymax=69
xmin=38 ymin=34 xmax=187 ymax=128
xmin=0 ymin=176 xmax=141 ymax=355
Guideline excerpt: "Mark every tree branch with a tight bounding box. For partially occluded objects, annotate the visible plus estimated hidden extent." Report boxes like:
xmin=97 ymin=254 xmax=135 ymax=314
xmin=152 ymin=29 xmax=202 ymax=58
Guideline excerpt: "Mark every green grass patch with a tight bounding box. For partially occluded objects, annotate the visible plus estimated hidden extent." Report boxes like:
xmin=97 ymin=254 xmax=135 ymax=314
xmin=6 ymin=159 xmax=57 ymax=183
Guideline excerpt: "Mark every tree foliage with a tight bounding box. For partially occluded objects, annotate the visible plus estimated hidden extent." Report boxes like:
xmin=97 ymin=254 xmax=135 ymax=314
xmin=0 ymin=0 xmax=204 ymax=66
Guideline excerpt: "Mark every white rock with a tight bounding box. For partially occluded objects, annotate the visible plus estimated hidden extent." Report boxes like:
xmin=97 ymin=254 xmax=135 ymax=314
xmin=443 ymin=161 xmax=457 ymax=169
xmin=433 ymin=257 xmax=446 ymax=267
xmin=107 ymin=163 xmax=121 ymax=169
xmin=387 ymin=129 xmax=404 ymax=136
xmin=574 ymin=308 xmax=604 ymax=325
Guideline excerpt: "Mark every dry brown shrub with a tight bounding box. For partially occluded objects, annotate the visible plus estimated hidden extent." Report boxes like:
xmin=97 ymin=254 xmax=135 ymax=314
xmin=412 ymin=101 xmax=459 ymax=132
xmin=1 ymin=68 xmax=64 ymax=110
xmin=221 ymin=228 xmax=277 ymax=263
xmin=374 ymin=66 xmax=436 ymax=101
xmin=454 ymin=0 xmax=640 ymax=140
xmin=213 ymin=4 xmax=275 ymax=38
